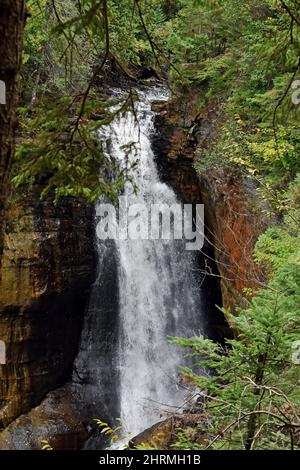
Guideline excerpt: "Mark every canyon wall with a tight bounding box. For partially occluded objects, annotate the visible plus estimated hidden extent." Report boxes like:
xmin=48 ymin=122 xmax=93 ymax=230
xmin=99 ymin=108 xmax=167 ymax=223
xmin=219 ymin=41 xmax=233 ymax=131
xmin=0 ymin=86 xmax=267 ymax=448
xmin=0 ymin=193 xmax=96 ymax=428
xmin=152 ymin=92 xmax=267 ymax=313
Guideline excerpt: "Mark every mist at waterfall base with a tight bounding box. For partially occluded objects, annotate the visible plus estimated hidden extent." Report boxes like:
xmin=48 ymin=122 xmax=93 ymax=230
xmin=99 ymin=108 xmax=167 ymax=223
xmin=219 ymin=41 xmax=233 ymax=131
xmin=74 ymin=87 xmax=205 ymax=449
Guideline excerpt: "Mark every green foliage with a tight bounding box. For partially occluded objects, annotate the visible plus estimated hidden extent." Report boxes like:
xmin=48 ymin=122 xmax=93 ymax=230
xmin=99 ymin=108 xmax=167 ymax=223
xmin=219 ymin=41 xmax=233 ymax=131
xmin=41 ymin=440 xmax=54 ymax=450
xmin=94 ymin=419 xmax=129 ymax=448
xmin=163 ymin=0 xmax=300 ymax=193
xmin=23 ymin=0 xmax=95 ymax=101
xmin=195 ymin=120 xmax=300 ymax=185
xmin=18 ymin=0 xmax=173 ymax=202
xmin=108 ymin=0 xmax=167 ymax=67
xmin=254 ymin=176 xmax=300 ymax=272
xmin=255 ymin=225 xmax=300 ymax=271
xmin=171 ymin=169 xmax=300 ymax=450
xmin=173 ymin=143 xmax=300 ymax=451
xmin=19 ymin=1 xmax=300 ymax=202
xmin=23 ymin=0 xmax=169 ymax=95
xmin=171 ymin=259 xmax=300 ymax=449
xmin=23 ymin=0 xmax=49 ymax=66
xmin=14 ymin=93 xmax=138 ymax=203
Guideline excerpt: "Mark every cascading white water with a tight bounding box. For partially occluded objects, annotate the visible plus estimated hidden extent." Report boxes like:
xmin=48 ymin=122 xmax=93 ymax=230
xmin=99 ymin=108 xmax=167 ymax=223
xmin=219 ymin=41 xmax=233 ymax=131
xmin=98 ymin=87 xmax=204 ymax=437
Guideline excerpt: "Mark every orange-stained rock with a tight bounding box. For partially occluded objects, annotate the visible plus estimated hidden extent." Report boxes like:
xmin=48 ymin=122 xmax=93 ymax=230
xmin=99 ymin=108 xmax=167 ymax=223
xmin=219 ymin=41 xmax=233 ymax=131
xmin=152 ymin=94 xmax=267 ymax=313
xmin=198 ymin=166 xmax=267 ymax=311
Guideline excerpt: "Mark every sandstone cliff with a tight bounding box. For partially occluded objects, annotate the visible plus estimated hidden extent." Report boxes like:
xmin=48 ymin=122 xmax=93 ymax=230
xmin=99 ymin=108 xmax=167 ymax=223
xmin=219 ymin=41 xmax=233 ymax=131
xmin=0 ymin=193 xmax=96 ymax=428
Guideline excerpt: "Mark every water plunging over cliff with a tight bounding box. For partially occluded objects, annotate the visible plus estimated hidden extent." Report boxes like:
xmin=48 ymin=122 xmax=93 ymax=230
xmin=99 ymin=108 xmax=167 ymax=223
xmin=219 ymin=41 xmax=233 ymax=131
xmin=107 ymin=88 xmax=203 ymax=436
xmin=74 ymin=87 xmax=204 ymax=443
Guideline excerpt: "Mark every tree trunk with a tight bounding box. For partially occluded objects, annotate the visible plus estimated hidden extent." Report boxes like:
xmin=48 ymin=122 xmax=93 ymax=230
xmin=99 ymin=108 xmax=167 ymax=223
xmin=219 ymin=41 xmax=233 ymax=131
xmin=0 ymin=0 xmax=26 ymax=267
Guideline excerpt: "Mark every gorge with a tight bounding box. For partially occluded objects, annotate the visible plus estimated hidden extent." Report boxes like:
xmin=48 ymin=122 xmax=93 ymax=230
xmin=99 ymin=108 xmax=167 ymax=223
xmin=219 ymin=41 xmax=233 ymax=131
xmin=1 ymin=0 xmax=299 ymax=453
xmin=0 ymin=85 xmax=235 ymax=449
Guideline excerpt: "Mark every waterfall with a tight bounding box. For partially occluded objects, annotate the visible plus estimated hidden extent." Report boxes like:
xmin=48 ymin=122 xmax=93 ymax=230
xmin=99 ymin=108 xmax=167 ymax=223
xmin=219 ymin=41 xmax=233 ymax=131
xmin=102 ymin=87 xmax=203 ymax=437
xmin=74 ymin=86 xmax=204 ymax=445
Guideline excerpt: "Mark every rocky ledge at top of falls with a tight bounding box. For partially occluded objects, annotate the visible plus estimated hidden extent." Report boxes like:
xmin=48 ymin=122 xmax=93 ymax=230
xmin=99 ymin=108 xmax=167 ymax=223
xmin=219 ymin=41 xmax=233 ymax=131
xmin=151 ymin=89 xmax=269 ymax=313
xmin=0 ymin=192 xmax=96 ymax=430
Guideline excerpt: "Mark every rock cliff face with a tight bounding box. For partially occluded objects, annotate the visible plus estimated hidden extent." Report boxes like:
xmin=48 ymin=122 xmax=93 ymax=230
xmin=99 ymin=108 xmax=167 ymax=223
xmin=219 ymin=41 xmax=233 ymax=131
xmin=0 ymin=193 xmax=96 ymax=428
xmin=152 ymin=94 xmax=266 ymax=312
xmin=197 ymin=166 xmax=266 ymax=311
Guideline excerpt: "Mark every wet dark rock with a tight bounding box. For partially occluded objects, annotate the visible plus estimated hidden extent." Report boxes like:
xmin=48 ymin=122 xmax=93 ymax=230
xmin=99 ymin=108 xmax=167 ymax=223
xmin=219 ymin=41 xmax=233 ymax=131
xmin=139 ymin=67 xmax=160 ymax=81
xmin=0 ymin=385 xmax=89 ymax=450
xmin=0 ymin=193 xmax=97 ymax=429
